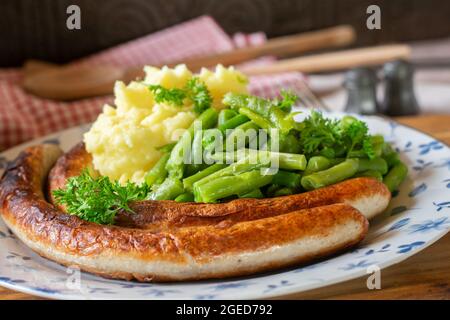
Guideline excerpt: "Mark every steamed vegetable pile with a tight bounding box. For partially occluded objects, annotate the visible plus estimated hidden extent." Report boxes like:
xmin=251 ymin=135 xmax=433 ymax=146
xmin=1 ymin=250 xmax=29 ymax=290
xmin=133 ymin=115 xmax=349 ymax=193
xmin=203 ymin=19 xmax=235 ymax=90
xmin=143 ymin=93 xmax=407 ymax=203
xmin=54 ymin=83 xmax=408 ymax=225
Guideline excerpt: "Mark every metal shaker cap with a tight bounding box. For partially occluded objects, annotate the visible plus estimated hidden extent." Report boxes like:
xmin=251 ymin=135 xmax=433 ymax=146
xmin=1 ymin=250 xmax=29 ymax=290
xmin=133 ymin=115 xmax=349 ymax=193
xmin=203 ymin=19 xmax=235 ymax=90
xmin=344 ymin=67 xmax=378 ymax=89
xmin=383 ymin=60 xmax=414 ymax=80
xmin=344 ymin=67 xmax=378 ymax=115
xmin=380 ymin=59 xmax=420 ymax=116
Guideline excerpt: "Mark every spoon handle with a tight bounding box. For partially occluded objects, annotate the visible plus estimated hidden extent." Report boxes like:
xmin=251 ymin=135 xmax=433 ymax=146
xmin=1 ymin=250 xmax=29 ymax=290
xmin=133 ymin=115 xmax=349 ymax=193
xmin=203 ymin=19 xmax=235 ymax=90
xmin=168 ymin=25 xmax=356 ymax=71
xmin=243 ymin=45 xmax=411 ymax=75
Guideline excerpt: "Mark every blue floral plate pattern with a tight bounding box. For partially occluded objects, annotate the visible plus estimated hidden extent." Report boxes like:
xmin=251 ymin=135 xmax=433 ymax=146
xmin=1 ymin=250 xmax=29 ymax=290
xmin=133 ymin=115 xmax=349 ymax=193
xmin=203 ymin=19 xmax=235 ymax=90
xmin=0 ymin=114 xmax=449 ymax=300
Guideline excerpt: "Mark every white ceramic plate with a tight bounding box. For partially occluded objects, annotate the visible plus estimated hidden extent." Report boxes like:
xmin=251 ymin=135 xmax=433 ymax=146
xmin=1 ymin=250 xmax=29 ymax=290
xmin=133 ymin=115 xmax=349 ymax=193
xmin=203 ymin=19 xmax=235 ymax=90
xmin=0 ymin=114 xmax=449 ymax=300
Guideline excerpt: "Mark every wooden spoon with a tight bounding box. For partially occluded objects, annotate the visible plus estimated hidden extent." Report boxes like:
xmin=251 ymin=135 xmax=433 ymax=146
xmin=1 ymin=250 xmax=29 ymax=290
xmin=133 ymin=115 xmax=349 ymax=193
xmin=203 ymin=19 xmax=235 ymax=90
xmin=22 ymin=25 xmax=356 ymax=100
xmin=23 ymin=44 xmax=411 ymax=101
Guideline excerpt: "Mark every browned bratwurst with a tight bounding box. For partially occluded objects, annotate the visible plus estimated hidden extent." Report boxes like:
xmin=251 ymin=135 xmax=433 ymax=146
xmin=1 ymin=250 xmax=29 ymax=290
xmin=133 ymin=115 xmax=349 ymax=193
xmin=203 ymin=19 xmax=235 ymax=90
xmin=0 ymin=144 xmax=382 ymax=281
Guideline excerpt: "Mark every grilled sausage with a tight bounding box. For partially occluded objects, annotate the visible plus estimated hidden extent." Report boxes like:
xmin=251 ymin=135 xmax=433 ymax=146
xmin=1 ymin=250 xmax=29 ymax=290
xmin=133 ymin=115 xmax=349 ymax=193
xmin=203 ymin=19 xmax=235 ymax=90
xmin=0 ymin=144 xmax=369 ymax=281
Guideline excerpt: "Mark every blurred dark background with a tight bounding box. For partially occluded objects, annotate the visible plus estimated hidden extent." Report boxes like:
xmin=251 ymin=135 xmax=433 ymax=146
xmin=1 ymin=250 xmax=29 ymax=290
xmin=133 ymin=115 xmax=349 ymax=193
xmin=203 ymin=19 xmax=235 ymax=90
xmin=1 ymin=0 xmax=450 ymax=67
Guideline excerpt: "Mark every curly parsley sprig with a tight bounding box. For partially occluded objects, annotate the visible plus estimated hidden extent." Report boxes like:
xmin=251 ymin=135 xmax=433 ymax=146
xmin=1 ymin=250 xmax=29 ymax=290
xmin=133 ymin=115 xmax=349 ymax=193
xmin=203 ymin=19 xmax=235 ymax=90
xmin=148 ymin=85 xmax=186 ymax=106
xmin=185 ymin=77 xmax=213 ymax=114
xmin=148 ymin=77 xmax=212 ymax=114
xmin=53 ymin=169 xmax=149 ymax=225
xmin=299 ymin=111 xmax=375 ymax=159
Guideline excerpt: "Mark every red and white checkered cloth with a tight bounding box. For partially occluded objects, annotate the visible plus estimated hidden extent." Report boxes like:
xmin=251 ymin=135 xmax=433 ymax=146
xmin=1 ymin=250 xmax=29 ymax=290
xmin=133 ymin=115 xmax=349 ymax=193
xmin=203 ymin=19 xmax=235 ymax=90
xmin=0 ymin=16 xmax=306 ymax=151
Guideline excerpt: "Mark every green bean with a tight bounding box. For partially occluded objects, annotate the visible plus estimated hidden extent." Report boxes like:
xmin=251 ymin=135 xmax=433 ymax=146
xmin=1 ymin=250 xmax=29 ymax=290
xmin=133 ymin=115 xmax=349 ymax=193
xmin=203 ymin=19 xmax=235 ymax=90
xmin=193 ymin=170 xmax=273 ymax=203
xmin=224 ymin=121 xmax=260 ymax=151
xmin=266 ymin=150 xmax=307 ymax=171
xmin=384 ymin=152 xmax=400 ymax=168
xmin=165 ymin=131 xmax=192 ymax=179
xmin=183 ymin=163 xmax=227 ymax=192
xmin=166 ymin=108 xmax=217 ymax=178
xmin=191 ymin=130 xmax=204 ymax=165
xmin=303 ymin=156 xmax=333 ymax=176
xmin=239 ymin=188 xmax=264 ymax=199
xmin=148 ymin=177 xmax=184 ymax=200
xmin=371 ymin=134 xmax=384 ymax=144
xmin=371 ymin=135 xmax=385 ymax=158
xmin=357 ymin=157 xmax=388 ymax=175
xmin=355 ymin=169 xmax=383 ymax=181
xmin=383 ymin=161 xmax=408 ymax=192
xmin=157 ymin=142 xmax=176 ymax=153
xmin=265 ymin=184 xmax=281 ymax=197
xmin=347 ymin=149 xmax=370 ymax=158
xmin=188 ymin=108 xmax=218 ymax=135
xmin=238 ymin=107 xmax=272 ymax=130
xmin=218 ymin=109 xmax=237 ymax=127
xmin=303 ymin=156 xmax=344 ymax=176
xmin=274 ymin=187 xmax=294 ymax=197
xmin=183 ymin=163 xmax=204 ymax=178
xmin=272 ymin=170 xmax=302 ymax=188
xmin=174 ymin=192 xmax=195 ymax=202
xmin=218 ymin=114 xmax=249 ymax=133
xmin=259 ymin=136 xmax=272 ymax=152
xmin=201 ymin=128 xmax=225 ymax=163
xmin=234 ymin=120 xmax=260 ymax=132
xmin=212 ymin=149 xmax=307 ymax=171
xmin=382 ymin=142 xmax=394 ymax=155
xmin=144 ymin=153 xmax=170 ymax=187
xmin=332 ymin=158 xmax=346 ymax=165
xmin=301 ymin=158 xmax=359 ymax=190
xmin=381 ymin=143 xmax=401 ymax=168
xmin=194 ymin=153 xmax=268 ymax=188
xmin=269 ymin=108 xmax=294 ymax=134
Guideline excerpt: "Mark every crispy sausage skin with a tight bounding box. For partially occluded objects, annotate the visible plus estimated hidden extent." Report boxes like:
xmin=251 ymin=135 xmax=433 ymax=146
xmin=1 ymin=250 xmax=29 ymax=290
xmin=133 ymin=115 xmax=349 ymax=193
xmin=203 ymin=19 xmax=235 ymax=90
xmin=0 ymin=144 xmax=369 ymax=282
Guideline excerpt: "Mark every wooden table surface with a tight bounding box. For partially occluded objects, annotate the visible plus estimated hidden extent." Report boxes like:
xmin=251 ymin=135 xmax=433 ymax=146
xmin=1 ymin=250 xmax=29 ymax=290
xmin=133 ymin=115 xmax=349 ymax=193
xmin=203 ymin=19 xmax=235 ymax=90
xmin=1 ymin=114 xmax=449 ymax=300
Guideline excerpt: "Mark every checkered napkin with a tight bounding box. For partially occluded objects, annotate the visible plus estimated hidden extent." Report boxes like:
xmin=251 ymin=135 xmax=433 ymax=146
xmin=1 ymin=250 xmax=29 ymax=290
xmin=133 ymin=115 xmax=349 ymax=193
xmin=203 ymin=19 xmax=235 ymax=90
xmin=0 ymin=16 xmax=306 ymax=151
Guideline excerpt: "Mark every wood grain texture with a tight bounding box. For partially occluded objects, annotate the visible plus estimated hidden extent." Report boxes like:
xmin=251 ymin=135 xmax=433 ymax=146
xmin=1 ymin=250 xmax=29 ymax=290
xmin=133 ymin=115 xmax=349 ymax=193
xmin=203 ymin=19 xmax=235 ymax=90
xmin=277 ymin=233 xmax=450 ymax=299
xmin=0 ymin=114 xmax=449 ymax=299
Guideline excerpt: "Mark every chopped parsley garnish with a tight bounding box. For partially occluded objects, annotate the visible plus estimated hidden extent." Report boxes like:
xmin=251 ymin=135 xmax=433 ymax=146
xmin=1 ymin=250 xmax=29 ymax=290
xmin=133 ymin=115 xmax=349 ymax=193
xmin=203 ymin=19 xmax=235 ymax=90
xmin=275 ymin=90 xmax=298 ymax=112
xmin=148 ymin=85 xmax=186 ymax=106
xmin=148 ymin=77 xmax=213 ymax=114
xmin=53 ymin=169 xmax=149 ymax=225
xmin=185 ymin=77 xmax=213 ymax=114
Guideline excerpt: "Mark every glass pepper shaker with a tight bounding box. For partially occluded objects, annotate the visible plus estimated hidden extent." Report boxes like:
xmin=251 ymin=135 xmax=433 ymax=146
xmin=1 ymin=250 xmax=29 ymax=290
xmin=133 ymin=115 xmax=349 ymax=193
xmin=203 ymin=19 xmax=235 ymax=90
xmin=379 ymin=60 xmax=420 ymax=116
xmin=343 ymin=67 xmax=379 ymax=115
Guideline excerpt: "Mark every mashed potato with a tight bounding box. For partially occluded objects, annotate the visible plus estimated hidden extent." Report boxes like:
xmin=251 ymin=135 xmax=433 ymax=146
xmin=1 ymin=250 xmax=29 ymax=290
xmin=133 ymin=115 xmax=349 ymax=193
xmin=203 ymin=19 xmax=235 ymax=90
xmin=84 ymin=64 xmax=248 ymax=184
xmin=197 ymin=65 xmax=248 ymax=108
